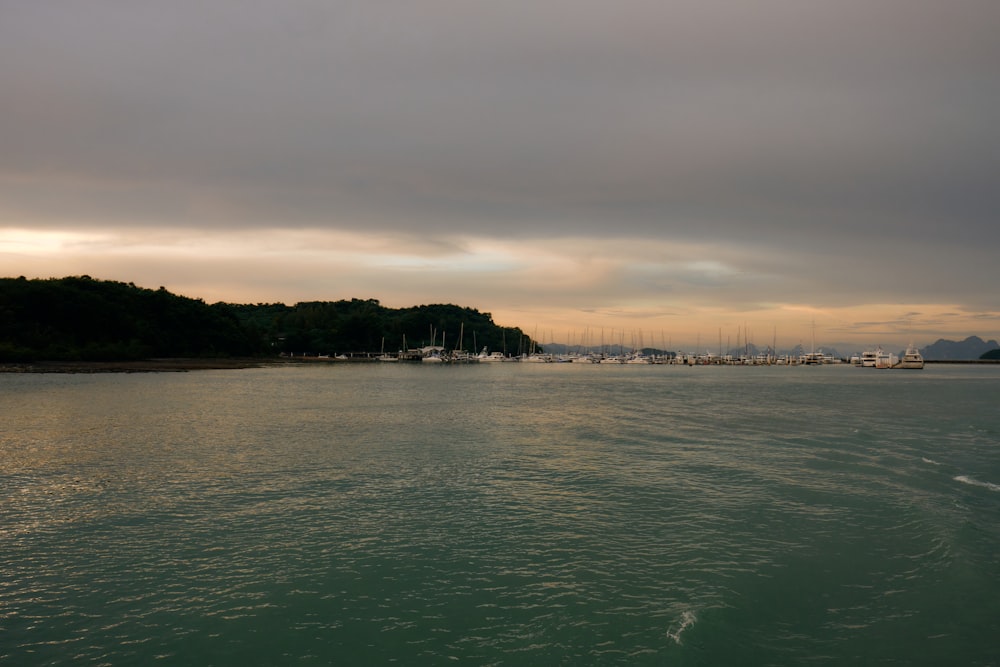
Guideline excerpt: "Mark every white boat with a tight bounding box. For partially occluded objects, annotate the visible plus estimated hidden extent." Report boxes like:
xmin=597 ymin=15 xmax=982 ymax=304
xmin=802 ymin=321 xmax=823 ymax=365
xmin=894 ymin=344 xmax=925 ymax=369
xmin=477 ymin=348 xmax=506 ymax=362
xmin=875 ymin=349 xmax=898 ymax=368
xmin=376 ymin=337 xmax=398 ymax=362
xmin=801 ymin=351 xmax=824 ymax=365
xmin=859 ymin=349 xmax=879 ymax=367
xmin=420 ymin=346 xmax=445 ymax=363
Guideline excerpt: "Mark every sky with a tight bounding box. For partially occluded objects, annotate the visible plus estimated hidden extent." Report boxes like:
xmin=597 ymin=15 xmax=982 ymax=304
xmin=2 ymin=1 xmax=999 ymax=352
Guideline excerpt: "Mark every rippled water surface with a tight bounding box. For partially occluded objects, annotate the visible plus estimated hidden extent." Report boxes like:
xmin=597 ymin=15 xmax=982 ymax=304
xmin=2 ymin=363 xmax=999 ymax=665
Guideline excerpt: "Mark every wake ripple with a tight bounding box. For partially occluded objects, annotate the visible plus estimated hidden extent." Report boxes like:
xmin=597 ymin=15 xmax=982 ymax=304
xmin=954 ymin=475 xmax=1000 ymax=492
xmin=666 ymin=610 xmax=696 ymax=645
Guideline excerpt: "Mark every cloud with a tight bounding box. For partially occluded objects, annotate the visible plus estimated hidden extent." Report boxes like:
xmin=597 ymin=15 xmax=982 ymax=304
xmin=2 ymin=1 xmax=999 ymax=347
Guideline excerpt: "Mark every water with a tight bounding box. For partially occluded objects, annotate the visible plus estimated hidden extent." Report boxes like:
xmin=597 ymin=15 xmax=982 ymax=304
xmin=2 ymin=363 xmax=999 ymax=665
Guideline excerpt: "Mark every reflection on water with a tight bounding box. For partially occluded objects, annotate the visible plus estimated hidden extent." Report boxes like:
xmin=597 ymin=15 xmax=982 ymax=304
xmin=2 ymin=364 xmax=999 ymax=664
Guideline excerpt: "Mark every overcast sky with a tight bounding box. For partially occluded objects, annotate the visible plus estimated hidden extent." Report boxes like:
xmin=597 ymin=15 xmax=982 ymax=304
xmin=2 ymin=1 xmax=998 ymax=351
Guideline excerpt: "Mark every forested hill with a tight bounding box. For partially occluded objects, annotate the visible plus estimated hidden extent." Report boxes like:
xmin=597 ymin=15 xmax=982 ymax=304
xmin=0 ymin=276 xmax=257 ymax=361
xmin=0 ymin=276 xmax=532 ymax=362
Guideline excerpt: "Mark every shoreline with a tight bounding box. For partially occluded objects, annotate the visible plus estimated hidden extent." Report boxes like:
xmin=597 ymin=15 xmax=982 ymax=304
xmin=2 ymin=357 xmax=998 ymax=373
xmin=0 ymin=358 xmax=282 ymax=373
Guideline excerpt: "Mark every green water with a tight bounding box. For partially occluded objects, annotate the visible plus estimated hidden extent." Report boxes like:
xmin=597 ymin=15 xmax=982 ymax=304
xmin=2 ymin=364 xmax=999 ymax=665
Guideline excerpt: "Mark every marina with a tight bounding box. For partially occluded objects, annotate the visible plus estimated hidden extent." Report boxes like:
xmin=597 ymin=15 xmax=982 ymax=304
xmin=292 ymin=348 xmax=926 ymax=367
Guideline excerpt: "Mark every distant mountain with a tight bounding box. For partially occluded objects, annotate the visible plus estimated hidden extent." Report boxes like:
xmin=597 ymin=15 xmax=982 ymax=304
xmin=921 ymin=336 xmax=1000 ymax=361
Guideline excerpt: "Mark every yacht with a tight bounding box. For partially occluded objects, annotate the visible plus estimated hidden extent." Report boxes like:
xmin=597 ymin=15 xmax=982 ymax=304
xmin=477 ymin=348 xmax=506 ymax=362
xmin=895 ymin=344 xmax=925 ymax=369
xmin=859 ymin=349 xmax=879 ymax=367
xmin=875 ymin=349 xmax=898 ymax=368
xmin=802 ymin=351 xmax=824 ymax=365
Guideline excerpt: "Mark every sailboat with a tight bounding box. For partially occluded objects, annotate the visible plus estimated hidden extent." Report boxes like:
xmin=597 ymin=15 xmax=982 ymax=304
xmin=376 ymin=337 xmax=398 ymax=362
xmin=421 ymin=327 xmax=445 ymax=362
xmin=802 ymin=320 xmax=824 ymax=364
xmin=450 ymin=323 xmax=478 ymax=363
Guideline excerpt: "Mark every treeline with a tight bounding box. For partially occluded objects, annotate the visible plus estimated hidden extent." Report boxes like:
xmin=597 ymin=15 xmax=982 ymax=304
xmin=0 ymin=276 xmax=533 ymax=362
xmin=230 ymin=300 xmax=531 ymax=357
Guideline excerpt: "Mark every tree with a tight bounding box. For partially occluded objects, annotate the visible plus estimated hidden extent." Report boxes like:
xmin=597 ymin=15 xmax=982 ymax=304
xmin=1 ymin=276 xmax=536 ymax=361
